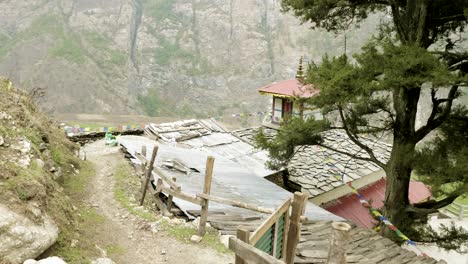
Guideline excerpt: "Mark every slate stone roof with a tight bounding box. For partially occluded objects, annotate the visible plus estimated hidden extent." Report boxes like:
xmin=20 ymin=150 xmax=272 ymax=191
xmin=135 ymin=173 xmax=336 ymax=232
xmin=233 ymin=127 xmax=392 ymax=198
xmin=298 ymin=221 xmax=445 ymax=264
xmin=232 ymin=126 xmax=278 ymax=145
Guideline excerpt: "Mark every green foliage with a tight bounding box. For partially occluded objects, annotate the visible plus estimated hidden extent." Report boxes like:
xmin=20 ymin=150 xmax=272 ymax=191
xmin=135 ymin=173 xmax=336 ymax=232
xmin=255 ymin=117 xmax=328 ymax=169
xmin=143 ymin=0 xmax=176 ymax=21
xmin=137 ymin=89 xmax=167 ymax=117
xmin=0 ymin=14 xmax=64 ymax=58
xmin=154 ymin=38 xmax=196 ymax=66
xmin=281 ymin=0 xmax=467 ymax=47
xmin=83 ymin=31 xmax=127 ymax=66
xmin=51 ymin=37 xmax=86 ymax=64
xmin=414 ymin=106 xmax=468 ymax=196
xmin=109 ymin=49 xmax=127 ymax=65
xmin=257 ymin=31 xmax=467 ymax=249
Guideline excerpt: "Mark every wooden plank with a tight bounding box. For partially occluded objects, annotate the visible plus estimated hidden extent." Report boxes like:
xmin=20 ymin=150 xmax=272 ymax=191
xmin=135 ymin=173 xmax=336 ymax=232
xmin=167 ymin=176 xmax=177 ymax=211
xmin=140 ymin=145 xmax=158 ymax=205
xmin=282 ymin=208 xmax=290 ymax=261
xmin=158 ymin=185 xmax=204 ymax=206
xmin=285 ymin=192 xmax=307 ymax=264
xmin=250 ymin=198 xmax=291 ymax=245
xmin=153 ymin=167 xmax=181 ymax=191
xmin=236 ymin=228 xmax=250 ymax=264
xmin=272 ymin=221 xmax=279 ymax=258
xmin=134 ymin=151 xmax=146 ymax=164
xmin=230 ymin=237 xmax=285 ymax=264
xmin=154 ymin=179 xmax=171 ymax=216
xmin=197 ymin=193 xmax=275 ymax=214
xmin=198 ymin=156 xmax=215 ymax=236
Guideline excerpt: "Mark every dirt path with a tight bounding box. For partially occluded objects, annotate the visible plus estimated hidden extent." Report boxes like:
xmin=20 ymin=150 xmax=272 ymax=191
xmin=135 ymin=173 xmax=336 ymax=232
xmin=82 ymin=140 xmax=233 ymax=264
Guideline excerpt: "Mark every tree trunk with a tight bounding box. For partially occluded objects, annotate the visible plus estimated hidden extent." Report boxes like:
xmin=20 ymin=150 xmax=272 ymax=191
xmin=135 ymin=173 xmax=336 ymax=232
xmin=383 ymin=87 xmax=420 ymax=237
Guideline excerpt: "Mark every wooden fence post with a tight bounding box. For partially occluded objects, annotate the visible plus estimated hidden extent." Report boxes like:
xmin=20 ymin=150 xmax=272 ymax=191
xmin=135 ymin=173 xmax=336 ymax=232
xmin=140 ymin=145 xmax=158 ymax=206
xmin=285 ymin=192 xmax=307 ymax=264
xmin=198 ymin=156 xmax=215 ymax=236
xmin=326 ymin=222 xmax=351 ymax=264
xmin=235 ymin=227 xmax=250 ymax=264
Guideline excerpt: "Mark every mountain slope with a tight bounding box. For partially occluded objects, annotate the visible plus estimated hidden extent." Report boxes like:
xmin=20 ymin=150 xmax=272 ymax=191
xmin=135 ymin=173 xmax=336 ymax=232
xmin=0 ymin=0 xmax=379 ymax=117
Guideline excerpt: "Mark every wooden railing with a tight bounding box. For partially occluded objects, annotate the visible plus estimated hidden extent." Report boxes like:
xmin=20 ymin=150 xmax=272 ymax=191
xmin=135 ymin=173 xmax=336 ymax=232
xmin=136 ymin=145 xmax=293 ymax=236
xmin=134 ymin=145 xmax=351 ymax=264
xmin=232 ymin=192 xmax=307 ymax=264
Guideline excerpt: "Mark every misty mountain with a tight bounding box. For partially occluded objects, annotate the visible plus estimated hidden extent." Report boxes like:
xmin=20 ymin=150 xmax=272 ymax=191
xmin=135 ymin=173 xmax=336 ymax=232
xmin=0 ymin=0 xmax=380 ymax=117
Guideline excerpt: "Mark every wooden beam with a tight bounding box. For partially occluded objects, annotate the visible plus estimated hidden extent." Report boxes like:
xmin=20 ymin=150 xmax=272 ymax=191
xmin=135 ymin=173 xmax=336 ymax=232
xmin=134 ymin=151 xmax=146 ymax=164
xmin=140 ymin=145 xmax=158 ymax=206
xmin=230 ymin=236 xmax=285 ymax=264
xmin=272 ymin=221 xmax=279 ymax=258
xmin=198 ymin=156 xmax=215 ymax=236
xmin=153 ymin=167 xmax=181 ymax=191
xmin=250 ymin=198 xmax=290 ymax=245
xmin=235 ymin=227 xmax=250 ymax=264
xmin=158 ymin=185 xmax=204 ymax=206
xmin=326 ymin=222 xmax=351 ymax=264
xmin=154 ymin=179 xmax=171 ymax=216
xmin=285 ymin=192 xmax=307 ymax=264
xmin=167 ymin=176 xmax=177 ymax=211
xmin=197 ymin=193 xmax=275 ymax=214
xmin=282 ymin=202 xmax=290 ymax=261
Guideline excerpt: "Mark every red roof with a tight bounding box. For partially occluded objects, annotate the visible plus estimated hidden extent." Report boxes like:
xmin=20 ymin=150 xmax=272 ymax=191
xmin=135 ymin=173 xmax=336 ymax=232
xmin=323 ymin=179 xmax=431 ymax=228
xmin=258 ymin=79 xmax=320 ymax=98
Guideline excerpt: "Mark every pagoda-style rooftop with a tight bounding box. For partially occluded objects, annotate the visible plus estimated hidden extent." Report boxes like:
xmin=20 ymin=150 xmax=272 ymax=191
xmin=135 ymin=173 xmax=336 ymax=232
xmin=258 ymin=79 xmax=319 ymax=98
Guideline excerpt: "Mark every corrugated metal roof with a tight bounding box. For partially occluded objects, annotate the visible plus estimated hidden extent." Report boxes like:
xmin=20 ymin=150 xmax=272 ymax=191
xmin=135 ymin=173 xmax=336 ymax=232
xmin=118 ymin=135 xmax=342 ymax=221
xmin=323 ymin=178 xmax=432 ymax=228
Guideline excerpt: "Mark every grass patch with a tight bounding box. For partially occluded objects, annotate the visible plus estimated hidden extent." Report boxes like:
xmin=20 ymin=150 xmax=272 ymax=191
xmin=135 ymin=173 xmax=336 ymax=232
xmin=63 ymin=162 xmax=95 ymax=195
xmin=45 ymin=161 xmax=103 ymax=263
xmin=113 ymin=162 xmax=230 ymax=254
xmin=167 ymin=225 xmax=229 ymax=254
xmin=105 ymin=244 xmax=125 ymax=255
xmin=114 ymin=162 xmax=157 ymax=222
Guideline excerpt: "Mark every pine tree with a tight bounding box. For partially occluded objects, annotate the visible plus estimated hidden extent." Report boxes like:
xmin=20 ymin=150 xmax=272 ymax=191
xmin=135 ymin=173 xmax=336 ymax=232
xmin=256 ymin=0 xmax=468 ymax=249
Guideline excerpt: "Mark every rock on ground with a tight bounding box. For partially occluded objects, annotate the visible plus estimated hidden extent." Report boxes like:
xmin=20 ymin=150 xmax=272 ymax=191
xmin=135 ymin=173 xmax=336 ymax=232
xmin=0 ymin=204 xmax=58 ymax=264
xmin=23 ymin=256 xmax=67 ymax=264
xmin=91 ymin=258 xmax=116 ymax=264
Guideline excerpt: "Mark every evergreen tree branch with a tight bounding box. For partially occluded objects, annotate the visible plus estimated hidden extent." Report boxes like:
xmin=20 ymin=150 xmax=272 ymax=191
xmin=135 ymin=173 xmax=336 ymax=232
xmin=415 ymin=85 xmax=459 ymax=142
xmin=316 ymin=143 xmax=377 ymax=163
xmin=338 ymin=105 xmax=386 ymax=168
xmin=406 ymin=193 xmax=460 ymax=215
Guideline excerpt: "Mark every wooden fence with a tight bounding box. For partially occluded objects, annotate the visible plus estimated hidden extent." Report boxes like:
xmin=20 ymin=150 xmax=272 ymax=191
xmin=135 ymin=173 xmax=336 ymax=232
xmin=134 ymin=144 xmax=351 ymax=264
xmin=136 ymin=145 xmax=285 ymax=236
xmin=231 ymin=192 xmax=307 ymax=264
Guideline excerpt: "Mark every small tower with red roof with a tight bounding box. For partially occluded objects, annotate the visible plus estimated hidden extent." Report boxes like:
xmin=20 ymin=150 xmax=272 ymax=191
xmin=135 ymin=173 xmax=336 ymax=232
xmin=258 ymin=57 xmax=320 ymax=126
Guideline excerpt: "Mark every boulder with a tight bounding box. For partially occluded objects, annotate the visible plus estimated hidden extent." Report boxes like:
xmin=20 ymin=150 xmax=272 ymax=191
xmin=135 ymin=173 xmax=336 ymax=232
xmin=0 ymin=204 xmax=59 ymax=264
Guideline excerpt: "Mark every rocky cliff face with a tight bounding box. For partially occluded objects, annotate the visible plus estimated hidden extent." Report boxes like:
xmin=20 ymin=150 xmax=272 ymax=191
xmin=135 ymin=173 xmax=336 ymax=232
xmin=0 ymin=0 xmax=379 ymax=117
xmin=0 ymin=79 xmax=78 ymax=263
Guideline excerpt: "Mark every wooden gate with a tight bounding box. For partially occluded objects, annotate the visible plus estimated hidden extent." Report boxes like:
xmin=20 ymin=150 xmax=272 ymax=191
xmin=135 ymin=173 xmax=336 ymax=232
xmin=231 ymin=192 xmax=307 ymax=264
xmin=250 ymin=198 xmax=290 ymax=259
